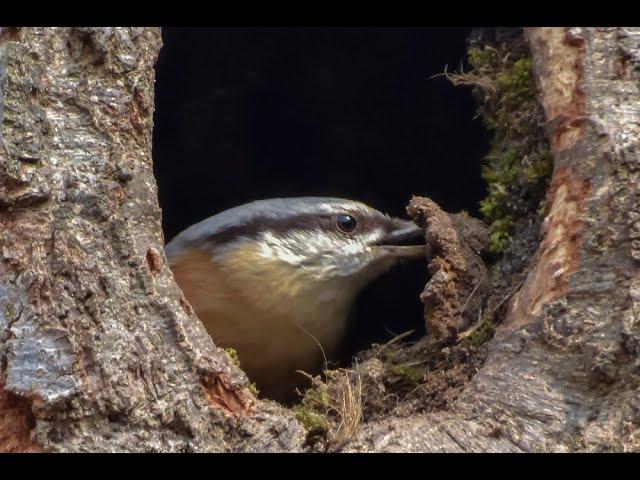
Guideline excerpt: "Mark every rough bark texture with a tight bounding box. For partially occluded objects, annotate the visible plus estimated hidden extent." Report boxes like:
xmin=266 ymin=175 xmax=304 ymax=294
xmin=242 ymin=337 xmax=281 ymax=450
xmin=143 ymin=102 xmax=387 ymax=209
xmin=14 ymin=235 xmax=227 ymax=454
xmin=3 ymin=26 xmax=640 ymax=453
xmin=0 ymin=27 xmax=304 ymax=452
xmin=340 ymin=27 xmax=640 ymax=452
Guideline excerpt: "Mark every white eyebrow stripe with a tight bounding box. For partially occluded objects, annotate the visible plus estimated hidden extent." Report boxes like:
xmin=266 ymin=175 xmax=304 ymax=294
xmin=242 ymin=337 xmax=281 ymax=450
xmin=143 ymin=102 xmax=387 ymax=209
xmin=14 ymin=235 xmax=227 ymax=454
xmin=252 ymin=227 xmax=387 ymax=266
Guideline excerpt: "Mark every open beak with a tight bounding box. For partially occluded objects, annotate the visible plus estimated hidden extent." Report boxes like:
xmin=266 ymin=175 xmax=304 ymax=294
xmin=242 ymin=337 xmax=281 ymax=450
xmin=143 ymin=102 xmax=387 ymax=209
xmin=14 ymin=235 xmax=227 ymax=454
xmin=371 ymin=219 xmax=426 ymax=258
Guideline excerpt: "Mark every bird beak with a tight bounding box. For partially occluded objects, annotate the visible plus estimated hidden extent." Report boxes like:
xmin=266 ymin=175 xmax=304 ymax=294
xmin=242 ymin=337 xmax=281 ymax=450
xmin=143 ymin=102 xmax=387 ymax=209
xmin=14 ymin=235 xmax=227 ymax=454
xmin=371 ymin=219 xmax=426 ymax=258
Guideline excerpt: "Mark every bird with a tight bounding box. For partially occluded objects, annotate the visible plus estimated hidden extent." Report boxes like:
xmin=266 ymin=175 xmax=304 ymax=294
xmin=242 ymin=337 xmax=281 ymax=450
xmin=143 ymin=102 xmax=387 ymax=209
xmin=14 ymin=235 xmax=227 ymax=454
xmin=165 ymin=197 xmax=425 ymax=401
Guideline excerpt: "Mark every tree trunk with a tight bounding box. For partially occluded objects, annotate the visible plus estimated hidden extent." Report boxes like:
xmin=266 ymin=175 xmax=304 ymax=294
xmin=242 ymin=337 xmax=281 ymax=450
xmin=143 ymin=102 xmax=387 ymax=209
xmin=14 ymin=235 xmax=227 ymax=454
xmin=0 ymin=27 xmax=304 ymax=452
xmin=1 ymin=26 xmax=639 ymax=453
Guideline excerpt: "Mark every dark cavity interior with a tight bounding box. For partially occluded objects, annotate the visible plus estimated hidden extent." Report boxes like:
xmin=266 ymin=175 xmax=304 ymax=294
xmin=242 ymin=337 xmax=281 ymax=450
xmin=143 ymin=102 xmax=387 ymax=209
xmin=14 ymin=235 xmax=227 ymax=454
xmin=153 ymin=27 xmax=489 ymax=386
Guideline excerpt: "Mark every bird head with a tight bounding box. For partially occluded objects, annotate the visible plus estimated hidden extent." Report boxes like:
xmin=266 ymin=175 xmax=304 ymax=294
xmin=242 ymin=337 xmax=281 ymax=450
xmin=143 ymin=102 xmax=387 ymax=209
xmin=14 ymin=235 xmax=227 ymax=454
xmin=166 ymin=197 xmax=425 ymax=298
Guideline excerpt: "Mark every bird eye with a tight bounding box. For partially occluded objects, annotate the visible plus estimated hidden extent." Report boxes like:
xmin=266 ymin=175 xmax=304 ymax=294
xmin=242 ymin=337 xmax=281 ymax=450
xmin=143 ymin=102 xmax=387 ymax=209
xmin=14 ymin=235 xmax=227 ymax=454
xmin=336 ymin=214 xmax=357 ymax=233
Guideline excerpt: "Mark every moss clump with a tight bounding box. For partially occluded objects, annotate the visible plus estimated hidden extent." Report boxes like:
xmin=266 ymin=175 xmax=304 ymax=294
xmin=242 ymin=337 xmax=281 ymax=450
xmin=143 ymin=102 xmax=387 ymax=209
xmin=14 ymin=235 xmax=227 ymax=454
xmin=380 ymin=347 xmax=425 ymax=387
xmin=295 ymin=406 xmax=328 ymax=433
xmin=223 ymin=347 xmax=260 ymax=394
xmin=293 ymin=370 xmax=361 ymax=450
xmin=294 ymin=376 xmax=330 ymax=432
xmin=464 ymin=320 xmax=496 ymax=346
xmin=389 ymin=363 xmax=424 ymax=385
xmin=223 ymin=347 xmax=260 ymax=397
xmin=224 ymin=347 xmax=240 ymax=367
xmin=448 ymin=34 xmax=552 ymax=253
xmin=249 ymin=382 xmax=260 ymax=397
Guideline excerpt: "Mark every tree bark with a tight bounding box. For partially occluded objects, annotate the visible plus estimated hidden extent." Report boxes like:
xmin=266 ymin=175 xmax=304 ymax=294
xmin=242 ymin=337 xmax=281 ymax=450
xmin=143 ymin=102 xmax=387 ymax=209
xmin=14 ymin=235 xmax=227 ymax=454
xmin=2 ymin=26 xmax=639 ymax=453
xmin=0 ymin=27 xmax=304 ymax=452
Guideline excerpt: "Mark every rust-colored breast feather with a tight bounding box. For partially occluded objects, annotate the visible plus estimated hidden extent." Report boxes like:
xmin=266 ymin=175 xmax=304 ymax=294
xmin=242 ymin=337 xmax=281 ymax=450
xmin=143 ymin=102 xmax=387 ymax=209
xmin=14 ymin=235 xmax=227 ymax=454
xmin=168 ymin=247 xmax=327 ymax=401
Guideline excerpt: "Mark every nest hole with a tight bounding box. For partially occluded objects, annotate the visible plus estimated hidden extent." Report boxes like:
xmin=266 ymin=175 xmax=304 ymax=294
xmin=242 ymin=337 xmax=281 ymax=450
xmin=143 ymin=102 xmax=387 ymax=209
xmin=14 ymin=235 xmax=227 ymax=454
xmin=152 ymin=27 xmax=489 ymax=403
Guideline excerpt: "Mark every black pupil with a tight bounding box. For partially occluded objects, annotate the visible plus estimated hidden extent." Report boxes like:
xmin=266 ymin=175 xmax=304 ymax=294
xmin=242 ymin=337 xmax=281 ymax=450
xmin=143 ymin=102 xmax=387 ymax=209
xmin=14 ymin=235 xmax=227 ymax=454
xmin=337 ymin=214 xmax=357 ymax=232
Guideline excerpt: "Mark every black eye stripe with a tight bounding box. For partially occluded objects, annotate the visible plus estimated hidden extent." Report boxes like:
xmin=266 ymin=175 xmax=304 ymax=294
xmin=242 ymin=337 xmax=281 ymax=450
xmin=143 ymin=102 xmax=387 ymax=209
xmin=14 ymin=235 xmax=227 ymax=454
xmin=202 ymin=211 xmax=368 ymax=248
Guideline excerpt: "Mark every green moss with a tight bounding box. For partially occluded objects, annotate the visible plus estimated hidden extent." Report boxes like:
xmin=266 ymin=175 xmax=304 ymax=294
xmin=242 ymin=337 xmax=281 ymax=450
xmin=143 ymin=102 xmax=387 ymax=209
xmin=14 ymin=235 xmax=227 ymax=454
xmin=249 ymin=382 xmax=260 ymax=397
xmin=295 ymin=407 xmax=328 ymax=433
xmin=454 ymin=38 xmax=552 ymax=253
xmin=390 ymin=363 xmax=424 ymax=385
xmin=295 ymin=348 xmax=415 ymax=442
xmin=465 ymin=321 xmax=496 ymax=346
xmin=294 ymin=378 xmax=331 ymax=435
xmin=524 ymin=146 xmax=553 ymax=182
xmin=486 ymin=216 xmax=514 ymax=254
xmin=380 ymin=346 xmax=402 ymax=363
xmin=224 ymin=347 xmax=240 ymax=367
xmin=496 ymin=58 xmax=536 ymax=104
xmin=222 ymin=348 xmax=262 ymax=397
xmin=468 ymin=46 xmax=495 ymax=75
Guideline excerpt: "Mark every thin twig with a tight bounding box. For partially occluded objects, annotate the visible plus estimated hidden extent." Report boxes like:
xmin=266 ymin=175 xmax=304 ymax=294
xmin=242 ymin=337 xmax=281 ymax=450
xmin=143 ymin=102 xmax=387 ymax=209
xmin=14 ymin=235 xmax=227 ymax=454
xmin=375 ymin=329 xmax=415 ymax=358
xmin=297 ymin=324 xmax=328 ymax=372
xmin=459 ymin=280 xmax=481 ymax=316
xmin=491 ymin=279 xmax=525 ymax=315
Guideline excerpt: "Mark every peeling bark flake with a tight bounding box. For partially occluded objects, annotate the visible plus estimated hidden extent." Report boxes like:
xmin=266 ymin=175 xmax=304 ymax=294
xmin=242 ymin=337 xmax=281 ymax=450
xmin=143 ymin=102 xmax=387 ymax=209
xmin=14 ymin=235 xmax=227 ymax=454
xmin=201 ymin=373 xmax=254 ymax=415
xmin=509 ymin=166 xmax=590 ymax=322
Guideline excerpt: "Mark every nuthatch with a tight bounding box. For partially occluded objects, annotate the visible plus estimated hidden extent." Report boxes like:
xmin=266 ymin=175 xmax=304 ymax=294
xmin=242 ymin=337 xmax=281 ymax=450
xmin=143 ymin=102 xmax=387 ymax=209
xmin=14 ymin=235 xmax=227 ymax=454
xmin=166 ymin=197 xmax=424 ymax=401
